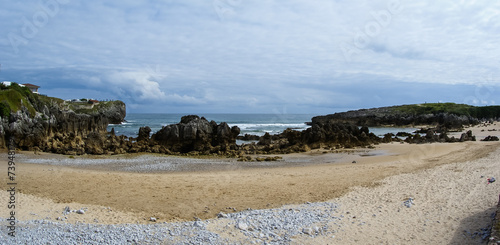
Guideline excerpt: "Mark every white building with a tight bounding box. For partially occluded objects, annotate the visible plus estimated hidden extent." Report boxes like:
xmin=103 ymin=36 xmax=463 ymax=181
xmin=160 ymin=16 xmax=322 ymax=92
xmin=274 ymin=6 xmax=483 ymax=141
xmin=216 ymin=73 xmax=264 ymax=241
xmin=1 ymin=81 xmax=40 ymax=94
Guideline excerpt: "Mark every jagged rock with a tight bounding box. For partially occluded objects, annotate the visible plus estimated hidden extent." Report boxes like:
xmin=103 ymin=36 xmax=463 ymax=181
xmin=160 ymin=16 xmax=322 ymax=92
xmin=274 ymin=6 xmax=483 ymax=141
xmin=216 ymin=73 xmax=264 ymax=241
xmin=300 ymin=120 xmax=380 ymax=147
xmin=459 ymin=130 xmax=476 ymax=142
xmin=137 ymin=126 xmax=151 ymax=141
xmin=258 ymin=132 xmax=273 ymax=145
xmin=151 ymin=115 xmax=240 ymax=153
xmin=0 ymin=91 xmax=126 ymax=155
xmin=237 ymin=134 xmax=260 ymax=141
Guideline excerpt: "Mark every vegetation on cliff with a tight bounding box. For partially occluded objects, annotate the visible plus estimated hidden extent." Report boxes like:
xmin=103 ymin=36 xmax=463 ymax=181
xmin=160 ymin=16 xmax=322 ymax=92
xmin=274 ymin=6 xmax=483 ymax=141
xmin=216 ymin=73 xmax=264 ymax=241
xmin=0 ymin=83 xmax=124 ymax=121
xmin=313 ymin=103 xmax=500 ymax=128
xmin=0 ymin=82 xmax=40 ymax=117
xmin=0 ymin=88 xmax=488 ymax=156
xmin=0 ymin=82 xmax=126 ymax=151
xmin=394 ymin=103 xmax=500 ymax=119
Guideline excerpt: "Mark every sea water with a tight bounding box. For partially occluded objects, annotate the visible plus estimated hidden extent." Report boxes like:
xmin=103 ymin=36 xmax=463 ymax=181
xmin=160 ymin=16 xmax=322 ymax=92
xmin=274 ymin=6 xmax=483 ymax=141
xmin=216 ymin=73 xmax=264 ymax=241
xmin=108 ymin=113 xmax=417 ymax=139
xmin=108 ymin=113 xmax=315 ymax=138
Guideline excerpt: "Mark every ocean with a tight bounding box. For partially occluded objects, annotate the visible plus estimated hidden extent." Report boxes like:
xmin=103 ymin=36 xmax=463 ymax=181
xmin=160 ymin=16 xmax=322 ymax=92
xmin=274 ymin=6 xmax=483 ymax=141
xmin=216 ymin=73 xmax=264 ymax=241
xmin=108 ymin=113 xmax=416 ymax=139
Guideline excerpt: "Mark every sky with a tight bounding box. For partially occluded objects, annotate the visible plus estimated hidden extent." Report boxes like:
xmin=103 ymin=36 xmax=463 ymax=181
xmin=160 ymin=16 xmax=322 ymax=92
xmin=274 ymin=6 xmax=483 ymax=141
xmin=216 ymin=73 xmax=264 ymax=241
xmin=0 ymin=0 xmax=499 ymax=114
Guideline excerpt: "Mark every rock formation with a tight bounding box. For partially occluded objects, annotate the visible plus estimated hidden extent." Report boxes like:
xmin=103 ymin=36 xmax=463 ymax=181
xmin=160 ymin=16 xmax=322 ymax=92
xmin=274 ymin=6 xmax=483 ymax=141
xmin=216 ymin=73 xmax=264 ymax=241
xmin=0 ymin=85 xmax=127 ymax=154
xmin=151 ymin=115 xmax=240 ymax=153
xmin=240 ymin=120 xmax=381 ymax=154
xmin=0 ymin=87 xmax=484 ymax=157
xmin=312 ymin=103 xmax=500 ymax=129
xmin=482 ymin=135 xmax=499 ymax=141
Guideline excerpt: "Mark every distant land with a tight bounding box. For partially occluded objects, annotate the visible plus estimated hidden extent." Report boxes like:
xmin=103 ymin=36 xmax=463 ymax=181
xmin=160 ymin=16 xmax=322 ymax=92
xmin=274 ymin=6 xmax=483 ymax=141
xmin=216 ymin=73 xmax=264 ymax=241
xmin=313 ymin=103 xmax=500 ymax=128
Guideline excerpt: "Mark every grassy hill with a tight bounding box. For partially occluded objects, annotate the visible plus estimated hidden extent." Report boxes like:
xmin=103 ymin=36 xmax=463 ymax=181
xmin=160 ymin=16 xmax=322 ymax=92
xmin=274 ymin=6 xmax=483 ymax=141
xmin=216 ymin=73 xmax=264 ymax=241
xmin=0 ymin=82 xmax=41 ymax=117
xmin=313 ymin=102 xmax=500 ymax=127
xmin=394 ymin=103 xmax=500 ymax=119
xmin=0 ymin=83 xmax=124 ymax=120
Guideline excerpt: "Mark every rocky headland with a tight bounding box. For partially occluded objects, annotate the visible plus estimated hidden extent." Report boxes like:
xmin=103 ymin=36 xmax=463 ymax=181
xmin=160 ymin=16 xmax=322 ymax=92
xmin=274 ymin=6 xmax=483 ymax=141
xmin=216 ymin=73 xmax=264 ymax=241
xmin=312 ymin=103 xmax=500 ymax=129
xmin=0 ymin=83 xmax=126 ymax=154
xmin=1 ymin=84 xmax=496 ymax=156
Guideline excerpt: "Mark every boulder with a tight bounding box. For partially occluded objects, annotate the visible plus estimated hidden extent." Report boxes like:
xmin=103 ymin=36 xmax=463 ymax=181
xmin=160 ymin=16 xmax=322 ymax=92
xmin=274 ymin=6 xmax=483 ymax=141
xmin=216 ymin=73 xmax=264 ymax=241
xmin=482 ymin=136 xmax=499 ymax=141
xmin=459 ymin=130 xmax=476 ymax=142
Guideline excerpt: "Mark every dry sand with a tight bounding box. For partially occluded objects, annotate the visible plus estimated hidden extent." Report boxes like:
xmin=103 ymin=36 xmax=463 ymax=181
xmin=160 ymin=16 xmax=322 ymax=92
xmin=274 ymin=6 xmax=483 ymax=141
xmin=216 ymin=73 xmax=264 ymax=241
xmin=1 ymin=122 xmax=500 ymax=244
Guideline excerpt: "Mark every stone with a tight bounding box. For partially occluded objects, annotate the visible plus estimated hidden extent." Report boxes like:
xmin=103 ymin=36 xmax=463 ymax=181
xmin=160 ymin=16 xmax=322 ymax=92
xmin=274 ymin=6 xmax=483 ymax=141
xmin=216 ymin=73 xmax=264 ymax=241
xmin=302 ymin=227 xmax=313 ymax=235
xmin=482 ymin=135 xmax=499 ymax=141
xmin=237 ymin=222 xmax=249 ymax=231
xmin=217 ymin=212 xmax=228 ymax=218
xmin=193 ymin=221 xmax=204 ymax=228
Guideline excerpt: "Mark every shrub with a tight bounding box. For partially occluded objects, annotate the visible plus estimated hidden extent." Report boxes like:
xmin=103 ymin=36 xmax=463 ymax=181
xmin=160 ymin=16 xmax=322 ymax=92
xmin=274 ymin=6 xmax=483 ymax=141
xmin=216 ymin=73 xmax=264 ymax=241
xmin=0 ymin=101 xmax=10 ymax=117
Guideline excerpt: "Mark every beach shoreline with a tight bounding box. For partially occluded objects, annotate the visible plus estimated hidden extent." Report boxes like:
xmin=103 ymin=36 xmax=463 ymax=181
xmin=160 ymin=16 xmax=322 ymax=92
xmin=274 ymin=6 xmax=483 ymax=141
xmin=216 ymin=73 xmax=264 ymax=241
xmin=1 ymin=122 xmax=500 ymax=243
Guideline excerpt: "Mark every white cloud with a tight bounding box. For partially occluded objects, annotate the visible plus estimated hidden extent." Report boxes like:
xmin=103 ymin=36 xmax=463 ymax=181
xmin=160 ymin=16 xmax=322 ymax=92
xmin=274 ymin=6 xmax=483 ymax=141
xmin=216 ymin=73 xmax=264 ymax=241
xmin=2 ymin=0 xmax=500 ymax=113
xmin=107 ymin=71 xmax=167 ymax=102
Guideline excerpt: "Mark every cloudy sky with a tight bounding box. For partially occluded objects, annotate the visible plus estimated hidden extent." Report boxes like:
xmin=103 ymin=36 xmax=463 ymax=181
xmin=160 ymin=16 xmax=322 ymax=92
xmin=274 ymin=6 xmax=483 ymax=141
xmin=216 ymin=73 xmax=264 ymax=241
xmin=1 ymin=0 xmax=499 ymax=114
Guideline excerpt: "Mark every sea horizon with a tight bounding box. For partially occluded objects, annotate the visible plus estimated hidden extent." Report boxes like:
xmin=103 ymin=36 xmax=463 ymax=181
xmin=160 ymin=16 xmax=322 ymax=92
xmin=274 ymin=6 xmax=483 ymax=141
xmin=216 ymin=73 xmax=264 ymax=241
xmin=109 ymin=113 xmax=416 ymax=139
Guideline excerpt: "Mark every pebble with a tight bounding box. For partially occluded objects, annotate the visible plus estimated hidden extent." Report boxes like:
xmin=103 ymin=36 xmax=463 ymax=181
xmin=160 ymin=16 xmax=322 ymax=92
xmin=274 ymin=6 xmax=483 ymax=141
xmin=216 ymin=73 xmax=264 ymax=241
xmin=217 ymin=212 xmax=228 ymax=218
xmin=237 ymin=222 xmax=249 ymax=231
xmin=403 ymin=198 xmax=414 ymax=208
xmin=302 ymin=228 xmax=313 ymax=235
xmin=0 ymin=201 xmax=343 ymax=244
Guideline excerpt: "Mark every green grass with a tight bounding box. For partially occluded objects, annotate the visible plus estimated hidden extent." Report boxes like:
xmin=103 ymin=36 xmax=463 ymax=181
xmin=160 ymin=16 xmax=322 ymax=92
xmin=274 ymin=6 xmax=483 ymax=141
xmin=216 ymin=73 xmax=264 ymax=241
xmin=0 ymin=83 xmax=66 ymax=118
xmin=70 ymin=100 xmax=124 ymax=114
xmin=0 ymin=88 xmax=36 ymax=117
xmin=36 ymin=94 xmax=64 ymax=106
xmin=392 ymin=103 xmax=500 ymax=118
xmin=393 ymin=103 xmax=474 ymax=115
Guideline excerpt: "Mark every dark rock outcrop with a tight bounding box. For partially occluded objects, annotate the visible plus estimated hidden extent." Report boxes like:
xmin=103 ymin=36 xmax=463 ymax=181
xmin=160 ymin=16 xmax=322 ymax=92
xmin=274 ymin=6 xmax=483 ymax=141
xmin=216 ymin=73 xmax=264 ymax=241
xmin=482 ymin=136 xmax=500 ymax=141
xmin=312 ymin=103 xmax=500 ymax=130
xmin=299 ymin=121 xmax=380 ymax=149
xmin=313 ymin=109 xmax=476 ymax=129
xmin=240 ymin=120 xmax=381 ymax=154
xmin=151 ymin=115 xmax=240 ymax=153
xmin=137 ymin=126 xmax=151 ymax=142
xmin=459 ymin=130 xmax=476 ymax=142
xmin=2 ymin=93 xmax=485 ymax=157
xmin=237 ymin=134 xmax=260 ymax=141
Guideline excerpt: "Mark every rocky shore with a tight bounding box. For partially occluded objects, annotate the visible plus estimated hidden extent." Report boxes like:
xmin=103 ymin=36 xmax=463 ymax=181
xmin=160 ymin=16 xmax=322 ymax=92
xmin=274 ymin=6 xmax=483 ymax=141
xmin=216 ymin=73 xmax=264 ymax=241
xmin=0 ymin=87 xmax=387 ymax=155
xmin=2 ymin=139 xmax=499 ymax=244
xmin=0 ymin=87 xmax=496 ymax=157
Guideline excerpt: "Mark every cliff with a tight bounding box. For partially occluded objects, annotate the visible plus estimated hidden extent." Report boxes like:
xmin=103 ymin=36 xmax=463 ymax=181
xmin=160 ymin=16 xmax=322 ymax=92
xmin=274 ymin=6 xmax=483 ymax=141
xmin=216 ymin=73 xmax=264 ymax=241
xmin=0 ymin=83 xmax=126 ymax=153
xmin=312 ymin=103 xmax=500 ymax=128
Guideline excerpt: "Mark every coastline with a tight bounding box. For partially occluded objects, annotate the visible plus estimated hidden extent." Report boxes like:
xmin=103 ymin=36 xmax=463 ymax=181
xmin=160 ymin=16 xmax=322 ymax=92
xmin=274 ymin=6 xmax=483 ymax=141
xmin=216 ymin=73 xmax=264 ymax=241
xmin=1 ymin=122 xmax=499 ymax=243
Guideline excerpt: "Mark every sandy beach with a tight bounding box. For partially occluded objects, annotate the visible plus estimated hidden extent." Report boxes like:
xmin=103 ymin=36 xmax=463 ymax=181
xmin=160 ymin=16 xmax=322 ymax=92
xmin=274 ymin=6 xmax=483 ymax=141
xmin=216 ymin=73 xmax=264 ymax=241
xmin=1 ymin=122 xmax=500 ymax=244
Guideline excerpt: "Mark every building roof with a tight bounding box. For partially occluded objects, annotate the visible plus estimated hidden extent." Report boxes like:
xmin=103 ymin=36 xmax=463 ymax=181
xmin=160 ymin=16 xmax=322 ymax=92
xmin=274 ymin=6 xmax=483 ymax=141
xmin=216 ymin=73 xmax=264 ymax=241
xmin=22 ymin=83 xmax=40 ymax=88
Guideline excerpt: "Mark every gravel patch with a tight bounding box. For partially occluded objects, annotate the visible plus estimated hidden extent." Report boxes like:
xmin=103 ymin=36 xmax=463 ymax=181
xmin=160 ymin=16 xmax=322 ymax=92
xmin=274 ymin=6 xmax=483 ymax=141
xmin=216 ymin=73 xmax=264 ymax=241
xmin=16 ymin=154 xmax=237 ymax=172
xmin=0 ymin=201 xmax=343 ymax=244
xmin=14 ymin=152 xmax=359 ymax=173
